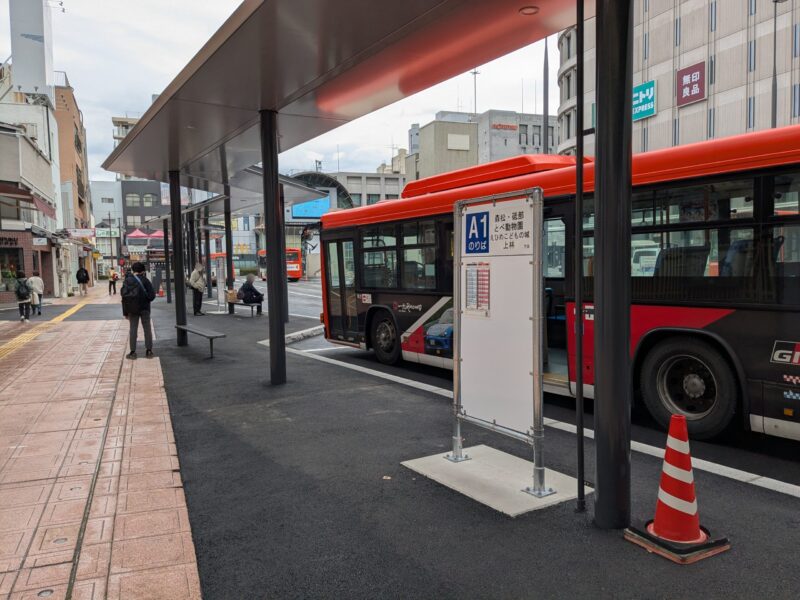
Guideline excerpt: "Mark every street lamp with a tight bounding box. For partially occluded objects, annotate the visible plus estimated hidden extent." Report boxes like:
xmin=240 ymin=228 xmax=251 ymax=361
xmin=772 ymin=0 xmax=789 ymax=129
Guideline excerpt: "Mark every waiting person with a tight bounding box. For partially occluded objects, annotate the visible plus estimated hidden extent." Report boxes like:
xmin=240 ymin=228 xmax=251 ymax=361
xmin=108 ymin=268 xmax=119 ymax=295
xmin=238 ymin=273 xmax=264 ymax=315
xmin=121 ymin=262 xmax=156 ymax=360
xmin=27 ymin=271 xmax=45 ymax=317
xmin=76 ymin=265 xmax=90 ymax=296
xmin=14 ymin=271 xmax=32 ymax=323
xmin=189 ymin=262 xmax=206 ymax=316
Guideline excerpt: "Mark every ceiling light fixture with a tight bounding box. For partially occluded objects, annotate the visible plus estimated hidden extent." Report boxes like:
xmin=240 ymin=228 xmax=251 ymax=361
xmin=519 ymin=6 xmax=539 ymax=15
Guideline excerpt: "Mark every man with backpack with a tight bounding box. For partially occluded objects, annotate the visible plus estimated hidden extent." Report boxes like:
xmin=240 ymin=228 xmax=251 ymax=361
xmin=121 ymin=262 xmax=156 ymax=360
xmin=14 ymin=271 xmax=32 ymax=323
xmin=76 ymin=265 xmax=90 ymax=296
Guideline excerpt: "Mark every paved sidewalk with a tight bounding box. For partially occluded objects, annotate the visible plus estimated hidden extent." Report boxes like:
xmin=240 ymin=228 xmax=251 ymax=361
xmin=0 ymin=291 xmax=201 ymax=599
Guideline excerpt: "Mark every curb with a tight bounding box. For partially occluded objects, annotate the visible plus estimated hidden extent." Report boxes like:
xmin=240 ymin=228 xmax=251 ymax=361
xmin=258 ymin=325 xmax=324 ymax=347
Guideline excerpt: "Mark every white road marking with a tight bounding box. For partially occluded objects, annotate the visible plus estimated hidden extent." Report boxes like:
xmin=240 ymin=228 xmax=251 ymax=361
xmin=288 ymin=348 xmax=800 ymax=500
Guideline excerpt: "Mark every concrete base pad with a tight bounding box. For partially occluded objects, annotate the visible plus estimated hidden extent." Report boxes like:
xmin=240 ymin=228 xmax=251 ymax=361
xmin=402 ymin=444 xmax=592 ymax=517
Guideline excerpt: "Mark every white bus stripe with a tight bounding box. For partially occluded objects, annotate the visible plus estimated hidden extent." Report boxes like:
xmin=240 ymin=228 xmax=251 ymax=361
xmin=657 ymin=488 xmax=698 ymax=516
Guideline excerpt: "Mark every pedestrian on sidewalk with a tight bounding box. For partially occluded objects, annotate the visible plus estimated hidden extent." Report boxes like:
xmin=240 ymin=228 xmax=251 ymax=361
xmin=76 ymin=266 xmax=90 ymax=296
xmin=27 ymin=271 xmax=44 ymax=317
xmin=108 ymin=268 xmax=119 ymax=295
xmin=189 ymin=262 xmax=206 ymax=316
xmin=14 ymin=271 xmax=32 ymax=323
xmin=121 ymin=261 xmax=156 ymax=360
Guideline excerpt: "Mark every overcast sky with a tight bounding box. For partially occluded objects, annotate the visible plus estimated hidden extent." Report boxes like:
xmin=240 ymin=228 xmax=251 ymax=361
xmin=0 ymin=0 xmax=561 ymax=181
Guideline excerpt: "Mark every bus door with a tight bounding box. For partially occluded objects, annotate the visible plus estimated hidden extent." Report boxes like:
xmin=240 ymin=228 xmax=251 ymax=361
xmin=324 ymin=239 xmax=358 ymax=342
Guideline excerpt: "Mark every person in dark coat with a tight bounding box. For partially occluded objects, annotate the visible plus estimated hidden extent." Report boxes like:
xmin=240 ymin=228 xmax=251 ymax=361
xmin=76 ymin=266 xmax=90 ymax=296
xmin=121 ymin=262 xmax=156 ymax=360
xmin=239 ymin=274 xmax=264 ymax=315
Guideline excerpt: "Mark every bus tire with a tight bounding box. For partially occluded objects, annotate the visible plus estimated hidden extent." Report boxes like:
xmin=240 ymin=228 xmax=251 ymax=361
xmin=640 ymin=336 xmax=737 ymax=440
xmin=370 ymin=310 xmax=401 ymax=365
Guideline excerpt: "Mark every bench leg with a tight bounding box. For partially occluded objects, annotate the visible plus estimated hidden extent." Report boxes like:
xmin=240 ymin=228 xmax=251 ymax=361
xmin=209 ymin=338 xmax=214 ymax=359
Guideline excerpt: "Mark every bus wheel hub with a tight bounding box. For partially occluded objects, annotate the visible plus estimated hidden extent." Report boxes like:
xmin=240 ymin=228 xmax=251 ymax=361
xmin=683 ymin=373 xmax=706 ymax=399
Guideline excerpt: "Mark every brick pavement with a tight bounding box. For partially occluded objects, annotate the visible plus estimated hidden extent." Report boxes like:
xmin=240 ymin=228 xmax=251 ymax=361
xmin=0 ymin=288 xmax=202 ymax=599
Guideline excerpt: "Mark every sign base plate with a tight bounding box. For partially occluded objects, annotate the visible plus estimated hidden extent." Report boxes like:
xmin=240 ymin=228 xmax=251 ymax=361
xmin=402 ymin=444 xmax=592 ymax=517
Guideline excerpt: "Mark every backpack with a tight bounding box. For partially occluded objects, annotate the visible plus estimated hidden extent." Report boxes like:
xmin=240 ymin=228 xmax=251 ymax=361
xmin=120 ymin=276 xmax=143 ymax=314
xmin=15 ymin=279 xmax=30 ymax=301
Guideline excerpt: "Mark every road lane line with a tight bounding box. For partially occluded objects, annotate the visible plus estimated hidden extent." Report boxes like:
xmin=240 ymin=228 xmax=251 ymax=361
xmin=288 ymin=347 xmax=800 ymax=499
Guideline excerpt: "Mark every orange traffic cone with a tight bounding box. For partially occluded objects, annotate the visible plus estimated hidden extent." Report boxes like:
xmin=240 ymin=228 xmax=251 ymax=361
xmin=158 ymin=284 xmax=165 ymax=298
xmin=624 ymin=415 xmax=730 ymax=564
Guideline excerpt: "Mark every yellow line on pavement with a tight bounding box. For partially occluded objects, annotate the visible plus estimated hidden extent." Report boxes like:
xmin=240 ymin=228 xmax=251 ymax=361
xmin=0 ymin=299 xmax=90 ymax=360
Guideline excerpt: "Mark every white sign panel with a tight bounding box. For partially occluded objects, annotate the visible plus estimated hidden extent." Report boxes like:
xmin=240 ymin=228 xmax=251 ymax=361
xmin=32 ymin=237 xmax=48 ymax=246
xmin=458 ymin=195 xmax=541 ymax=437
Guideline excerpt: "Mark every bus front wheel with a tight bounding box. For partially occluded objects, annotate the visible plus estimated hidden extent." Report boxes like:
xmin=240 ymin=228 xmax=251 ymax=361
xmin=640 ymin=336 xmax=737 ymax=440
xmin=370 ymin=311 xmax=401 ymax=365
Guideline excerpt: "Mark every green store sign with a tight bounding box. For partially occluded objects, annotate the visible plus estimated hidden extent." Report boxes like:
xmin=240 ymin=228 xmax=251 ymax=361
xmin=632 ymin=80 xmax=657 ymax=122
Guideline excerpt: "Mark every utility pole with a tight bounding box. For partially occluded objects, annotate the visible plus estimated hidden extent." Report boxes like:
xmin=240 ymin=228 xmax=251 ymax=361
xmin=471 ymin=68 xmax=480 ymax=117
xmin=543 ymin=36 xmax=549 ymax=154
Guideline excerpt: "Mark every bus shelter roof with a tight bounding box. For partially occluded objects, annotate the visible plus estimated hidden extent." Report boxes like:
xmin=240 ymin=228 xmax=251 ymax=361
xmin=102 ymin=0 xmax=593 ymax=190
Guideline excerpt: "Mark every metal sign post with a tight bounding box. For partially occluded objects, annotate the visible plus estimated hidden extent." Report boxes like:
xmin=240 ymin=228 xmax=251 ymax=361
xmin=206 ymin=257 xmax=229 ymax=314
xmin=448 ymin=188 xmax=553 ymax=498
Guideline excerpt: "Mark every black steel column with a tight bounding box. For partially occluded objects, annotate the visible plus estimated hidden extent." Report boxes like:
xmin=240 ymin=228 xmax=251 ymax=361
xmin=574 ymin=1 xmax=586 ymax=513
xmin=187 ymin=213 xmax=196 ymax=269
xmin=204 ymin=208 xmax=213 ymax=298
xmin=169 ymin=171 xmax=188 ymax=346
xmin=594 ymin=0 xmax=633 ymax=529
xmin=279 ymin=185 xmax=289 ymax=323
xmin=260 ymin=110 xmax=287 ymax=384
xmin=163 ymin=218 xmax=172 ymax=304
xmin=223 ymin=187 xmax=234 ymax=314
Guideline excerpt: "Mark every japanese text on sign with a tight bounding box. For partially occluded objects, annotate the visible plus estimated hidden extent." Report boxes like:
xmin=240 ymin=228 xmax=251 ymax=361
xmin=676 ymin=62 xmax=706 ymax=107
xmin=465 ymin=262 xmax=490 ymax=315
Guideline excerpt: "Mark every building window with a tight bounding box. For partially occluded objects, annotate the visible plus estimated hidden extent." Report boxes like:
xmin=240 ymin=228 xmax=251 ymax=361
xmin=643 ymin=32 xmax=649 ymax=61
xmin=748 ymin=0 xmax=756 ymax=16
xmin=710 ymin=1 xmax=716 ymax=32
xmin=565 ymin=113 xmax=572 ymax=141
xmin=101 ymin=197 xmax=114 ymax=204
xmin=565 ymin=74 xmax=571 ymax=99
xmin=672 ymin=118 xmax=679 ymax=146
xmin=350 ymin=193 xmax=362 ymax=205
xmin=792 ymin=84 xmax=800 ymax=118
xmin=748 ymin=40 xmax=756 ymax=72
xmin=565 ymin=33 xmax=572 ymax=59
xmin=142 ymin=193 xmax=157 ymax=207
xmin=642 ymin=126 xmax=648 ymax=152
xmin=519 ymin=123 xmax=528 ymax=145
xmin=707 ymin=107 xmax=715 ymax=138
xmin=794 ymin=24 xmax=800 ymax=58
xmin=548 ymin=126 xmax=554 ymax=148
xmin=675 ymin=17 xmax=681 ymax=47
xmin=242 ymin=216 xmax=250 ymax=231
xmin=126 ymin=215 xmax=142 ymax=227
xmin=385 ymin=194 xmax=399 ymax=200
xmin=747 ymin=96 xmax=756 ymax=129
xmin=644 ymin=0 xmax=649 ymax=12
xmin=532 ymin=125 xmax=541 ymax=146
xmin=366 ymin=194 xmax=381 ymax=205
xmin=709 ymin=55 xmax=715 ymax=85
xmin=125 ymin=194 xmax=140 ymax=207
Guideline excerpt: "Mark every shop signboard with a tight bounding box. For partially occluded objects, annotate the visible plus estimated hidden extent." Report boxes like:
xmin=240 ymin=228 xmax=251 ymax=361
xmin=632 ymin=80 xmax=657 ymax=121
xmin=676 ymin=62 xmax=706 ymax=107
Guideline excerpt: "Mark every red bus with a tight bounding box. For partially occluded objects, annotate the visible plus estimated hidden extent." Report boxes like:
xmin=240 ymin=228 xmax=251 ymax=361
xmin=257 ymin=248 xmax=304 ymax=281
xmin=319 ymin=126 xmax=800 ymax=441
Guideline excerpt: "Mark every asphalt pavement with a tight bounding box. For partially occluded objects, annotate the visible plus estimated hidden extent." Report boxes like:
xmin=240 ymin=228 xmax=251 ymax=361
xmin=145 ymin=277 xmax=800 ymax=599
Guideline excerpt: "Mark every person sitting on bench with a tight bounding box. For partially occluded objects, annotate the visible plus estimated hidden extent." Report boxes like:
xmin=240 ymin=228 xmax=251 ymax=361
xmin=238 ymin=273 xmax=264 ymax=315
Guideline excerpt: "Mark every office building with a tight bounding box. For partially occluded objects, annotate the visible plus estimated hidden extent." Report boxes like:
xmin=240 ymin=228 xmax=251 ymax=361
xmin=557 ymin=0 xmax=800 ymax=156
xmin=405 ymin=109 xmax=558 ymax=181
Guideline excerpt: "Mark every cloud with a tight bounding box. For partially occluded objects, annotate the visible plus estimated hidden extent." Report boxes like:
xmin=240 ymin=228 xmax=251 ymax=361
xmin=1 ymin=1 xmax=562 ymax=182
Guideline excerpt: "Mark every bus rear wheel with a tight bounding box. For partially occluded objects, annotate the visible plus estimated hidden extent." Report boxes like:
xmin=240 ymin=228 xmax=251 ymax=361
xmin=370 ymin=311 xmax=401 ymax=365
xmin=640 ymin=336 xmax=737 ymax=440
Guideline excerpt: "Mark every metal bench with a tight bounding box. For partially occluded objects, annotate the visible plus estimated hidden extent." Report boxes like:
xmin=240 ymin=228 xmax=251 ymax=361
xmin=229 ymin=301 xmax=262 ymax=317
xmin=175 ymin=324 xmax=226 ymax=358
